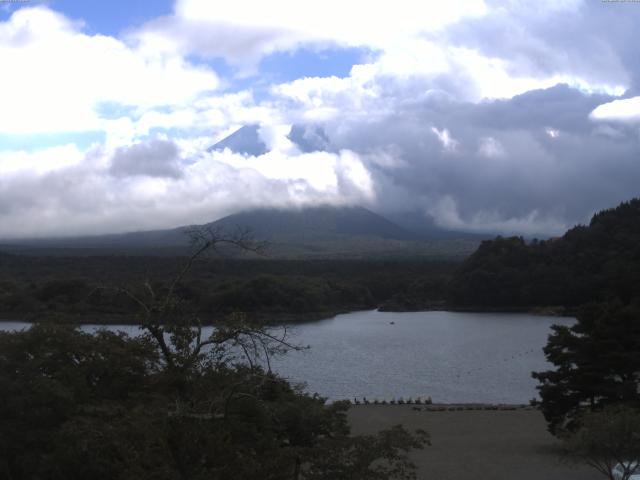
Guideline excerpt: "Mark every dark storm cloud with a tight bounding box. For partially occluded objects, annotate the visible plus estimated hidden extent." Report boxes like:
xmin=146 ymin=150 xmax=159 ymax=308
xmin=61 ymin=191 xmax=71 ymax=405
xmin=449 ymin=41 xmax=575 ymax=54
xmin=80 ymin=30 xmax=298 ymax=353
xmin=110 ymin=140 xmax=183 ymax=179
xmin=303 ymin=83 xmax=640 ymax=234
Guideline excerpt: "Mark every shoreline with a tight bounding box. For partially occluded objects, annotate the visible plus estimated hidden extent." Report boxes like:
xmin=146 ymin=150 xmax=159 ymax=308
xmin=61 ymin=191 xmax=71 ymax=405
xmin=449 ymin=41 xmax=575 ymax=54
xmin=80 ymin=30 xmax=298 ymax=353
xmin=380 ymin=304 xmax=576 ymax=317
xmin=347 ymin=402 xmax=536 ymax=411
xmin=0 ymin=305 xmax=575 ymax=326
xmin=0 ymin=309 xmax=352 ymax=326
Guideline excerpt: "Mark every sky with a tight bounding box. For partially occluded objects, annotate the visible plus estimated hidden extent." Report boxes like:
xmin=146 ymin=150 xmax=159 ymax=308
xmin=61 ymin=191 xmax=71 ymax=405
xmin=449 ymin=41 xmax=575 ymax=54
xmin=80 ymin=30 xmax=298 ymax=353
xmin=0 ymin=0 xmax=639 ymax=238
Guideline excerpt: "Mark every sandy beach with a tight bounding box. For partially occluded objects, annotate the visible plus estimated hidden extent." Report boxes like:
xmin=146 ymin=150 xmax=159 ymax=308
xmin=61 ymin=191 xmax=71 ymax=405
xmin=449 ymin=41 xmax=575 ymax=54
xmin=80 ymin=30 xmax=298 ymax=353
xmin=348 ymin=405 xmax=602 ymax=480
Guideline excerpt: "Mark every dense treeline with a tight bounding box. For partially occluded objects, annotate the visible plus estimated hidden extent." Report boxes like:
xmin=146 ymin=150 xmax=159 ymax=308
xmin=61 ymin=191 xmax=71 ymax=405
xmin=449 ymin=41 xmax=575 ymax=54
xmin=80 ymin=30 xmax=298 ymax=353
xmin=449 ymin=199 xmax=640 ymax=309
xmin=0 ymin=255 xmax=455 ymax=321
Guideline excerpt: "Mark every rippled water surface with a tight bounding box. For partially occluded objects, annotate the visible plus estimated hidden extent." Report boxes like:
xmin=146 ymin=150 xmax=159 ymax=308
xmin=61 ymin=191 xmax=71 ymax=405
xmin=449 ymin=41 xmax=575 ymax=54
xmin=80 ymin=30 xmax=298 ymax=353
xmin=1 ymin=310 xmax=573 ymax=403
xmin=268 ymin=310 xmax=574 ymax=403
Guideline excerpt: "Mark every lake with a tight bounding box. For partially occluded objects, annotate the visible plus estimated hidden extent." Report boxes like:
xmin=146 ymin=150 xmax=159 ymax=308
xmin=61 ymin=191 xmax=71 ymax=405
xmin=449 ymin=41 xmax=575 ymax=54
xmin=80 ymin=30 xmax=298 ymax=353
xmin=0 ymin=310 xmax=572 ymax=404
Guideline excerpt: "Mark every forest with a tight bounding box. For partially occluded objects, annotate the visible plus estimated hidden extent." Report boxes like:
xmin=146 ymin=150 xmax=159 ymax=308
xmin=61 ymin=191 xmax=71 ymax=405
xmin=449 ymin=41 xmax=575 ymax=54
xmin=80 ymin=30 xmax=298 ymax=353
xmin=448 ymin=199 xmax=640 ymax=311
xmin=0 ymin=255 xmax=454 ymax=323
xmin=2 ymin=199 xmax=639 ymax=323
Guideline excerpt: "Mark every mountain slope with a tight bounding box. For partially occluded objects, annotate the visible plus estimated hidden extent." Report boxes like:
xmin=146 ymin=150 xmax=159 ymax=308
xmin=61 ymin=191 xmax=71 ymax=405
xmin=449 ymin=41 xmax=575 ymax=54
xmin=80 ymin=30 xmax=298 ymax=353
xmin=1 ymin=205 xmax=481 ymax=258
xmin=210 ymin=206 xmax=417 ymax=241
xmin=207 ymin=125 xmax=267 ymax=156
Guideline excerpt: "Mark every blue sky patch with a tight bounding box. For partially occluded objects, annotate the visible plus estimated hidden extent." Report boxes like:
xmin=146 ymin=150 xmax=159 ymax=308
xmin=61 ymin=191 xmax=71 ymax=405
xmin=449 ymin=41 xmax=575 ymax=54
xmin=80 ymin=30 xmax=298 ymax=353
xmin=0 ymin=131 xmax=105 ymax=152
xmin=45 ymin=0 xmax=173 ymax=35
xmin=197 ymin=46 xmax=372 ymax=103
xmin=0 ymin=0 xmax=173 ymax=35
xmin=95 ymin=102 xmax=140 ymax=120
xmin=259 ymin=46 xmax=370 ymax=83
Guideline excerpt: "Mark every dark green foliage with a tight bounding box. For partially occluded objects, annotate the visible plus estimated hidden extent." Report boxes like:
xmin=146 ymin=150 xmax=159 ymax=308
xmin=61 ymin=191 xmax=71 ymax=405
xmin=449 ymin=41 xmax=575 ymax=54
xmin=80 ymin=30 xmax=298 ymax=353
xmin=380 ymin=277 xmax=449 ymax=311
xmin=0 ymin=257 xmax=455 ymax=321
xmin=34 ymin=279 xmax=91 ymax=304
xmin=450 ymin=199 xmax=640 ymax=308
xmin=0 ymin=324 xmax=159 ymax=479
xmin=0 ymin=324 xmax=427 ymax=479
xmin=304 ymin=425 xmax=429 ymax=480
xmin=204 ymin=274 xmax=375 ymax=314
xmin=532 ymin=302 xmax=640 ymax=434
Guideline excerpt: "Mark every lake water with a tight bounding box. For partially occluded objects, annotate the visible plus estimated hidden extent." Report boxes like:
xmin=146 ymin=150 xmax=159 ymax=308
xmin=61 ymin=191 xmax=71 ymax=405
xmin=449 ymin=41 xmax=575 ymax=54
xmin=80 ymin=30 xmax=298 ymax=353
xmin=0 ymin=310 xmax=573 ymax=404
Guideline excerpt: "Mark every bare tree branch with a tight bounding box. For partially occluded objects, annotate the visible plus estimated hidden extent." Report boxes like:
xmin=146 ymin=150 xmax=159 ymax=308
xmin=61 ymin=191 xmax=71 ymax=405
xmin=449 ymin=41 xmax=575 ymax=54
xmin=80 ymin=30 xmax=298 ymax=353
xmin=109 ymin=225 xmax=302 ymax=375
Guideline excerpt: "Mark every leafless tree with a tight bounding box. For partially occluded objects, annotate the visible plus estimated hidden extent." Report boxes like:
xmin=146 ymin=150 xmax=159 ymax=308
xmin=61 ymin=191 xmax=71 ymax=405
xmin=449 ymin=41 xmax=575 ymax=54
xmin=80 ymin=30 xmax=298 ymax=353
xmin=115 ymin=226 xmax=302 ymax=373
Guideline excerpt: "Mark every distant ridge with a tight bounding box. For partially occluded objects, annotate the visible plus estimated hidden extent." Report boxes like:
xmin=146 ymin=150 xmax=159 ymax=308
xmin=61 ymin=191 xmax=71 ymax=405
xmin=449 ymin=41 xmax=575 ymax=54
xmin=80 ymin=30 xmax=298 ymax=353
xmin=1 ymin=205 xmax=482 ymax=258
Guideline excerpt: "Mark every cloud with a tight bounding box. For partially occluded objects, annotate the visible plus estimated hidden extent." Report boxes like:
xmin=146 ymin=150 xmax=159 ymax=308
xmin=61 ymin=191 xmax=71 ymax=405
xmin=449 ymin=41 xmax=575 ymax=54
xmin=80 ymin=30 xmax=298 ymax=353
xmin=269 ymin=81 xmax=640 ymax=235
xmin=431 ymin=128 xmax=459 ymax=153
xmin=427 ymin=195 xmax=568 ymax=236
xmin=0 ymin=7 xmax=219 ymax=135
xmin=110 ymin=140 xmax=183 ymax=178
xmin=1 ymin=1 xmax=640 ymax=239
xmin=132 ymin=0 xmax=487 ymax=70
xmin=590 ymin=96 xmax=640 ymax=123
xmin=442 ymin=0 xmax=634 ymax=95
xmin=0 ymin=136 xmax=375 ymax=239
xmin=478 ymin=137 xmax=505 ymax=158
xmin=0 ymin=144 xmax=85 ymax=175
xmin=132 ymin=0 xmax=635 ymax=102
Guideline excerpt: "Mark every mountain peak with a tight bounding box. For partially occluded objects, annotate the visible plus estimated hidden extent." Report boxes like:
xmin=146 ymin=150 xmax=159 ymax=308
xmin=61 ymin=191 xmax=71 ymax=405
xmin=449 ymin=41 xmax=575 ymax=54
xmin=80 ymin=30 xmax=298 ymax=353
xmin=207 ymin=125 xmax=268 ymax=156
xmin=287 ymin=124 xmax=330 ymax=153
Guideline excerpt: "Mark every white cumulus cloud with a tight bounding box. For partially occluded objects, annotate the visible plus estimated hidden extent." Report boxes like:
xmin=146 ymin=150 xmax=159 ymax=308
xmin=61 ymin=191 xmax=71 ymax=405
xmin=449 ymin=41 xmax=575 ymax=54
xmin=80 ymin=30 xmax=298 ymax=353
xmin=0 ymin=7 xmax=219 ymax=135
xmin=590 ymin=96 xmax=640 ymax=123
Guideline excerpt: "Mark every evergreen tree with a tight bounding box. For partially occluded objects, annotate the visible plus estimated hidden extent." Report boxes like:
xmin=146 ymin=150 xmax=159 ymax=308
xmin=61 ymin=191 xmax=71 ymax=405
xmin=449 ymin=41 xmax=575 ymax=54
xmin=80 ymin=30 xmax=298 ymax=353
xmin=533 ymin=302 xmax=640 ymax=434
